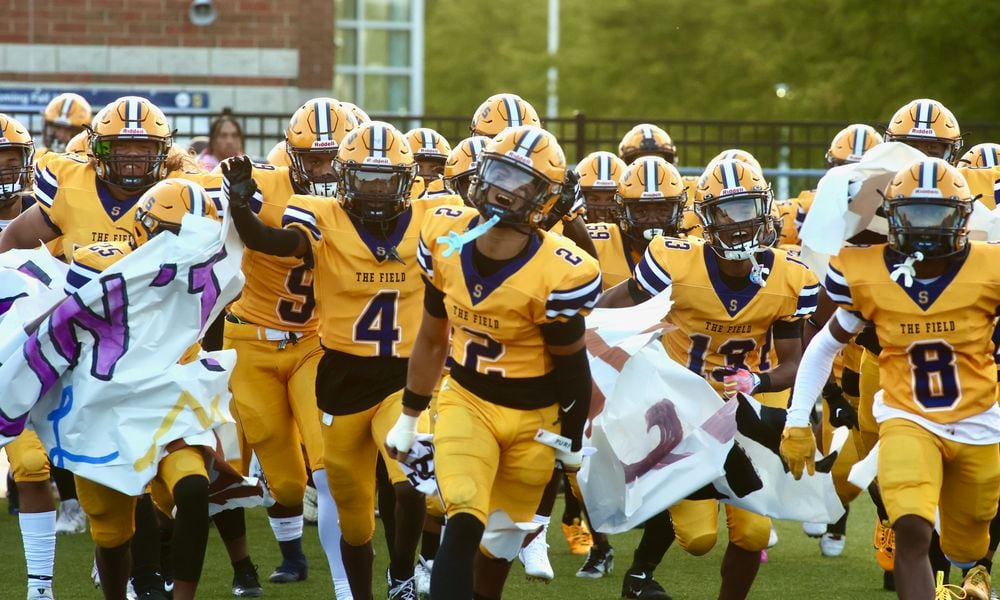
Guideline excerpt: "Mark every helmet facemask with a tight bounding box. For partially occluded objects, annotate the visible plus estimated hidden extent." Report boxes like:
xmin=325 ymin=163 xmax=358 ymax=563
xmin=696 ymin=191 xmax=775 ymax=260
xmin=92 ymin=136 xmax=171 ymax=191
xmin=883 ymin=197 xmax=971 ymax=259
xmin=337 ymin=160 xmax=416 ymax=222
xmin=0 ymin=145 xmax=34 ymax=208
xmin=289 ymin=147 xmax=340 ymax=197
xmin=469 ymin=155 xmax=560 ymax=228
xmin=620 ymin=196 xmax=684 ymax=245
xmin=582 ymin=187 xmax=619 ymax=223
xmin=43 ymin=122 xmax=84 ymax=154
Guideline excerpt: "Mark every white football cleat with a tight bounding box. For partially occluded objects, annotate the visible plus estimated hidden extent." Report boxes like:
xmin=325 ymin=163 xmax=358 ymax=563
xmin=414 ymin=557 xmax=432 ymax=599
xmin=518 ymin=526 xmax=554 ymax=583
xmin=767 ymin=526 xmax=779 ymax=549
xmin=56 ymin=499 xmax=87 ymax=535
xmin=820 ymin=533 xmax=846 ymax=557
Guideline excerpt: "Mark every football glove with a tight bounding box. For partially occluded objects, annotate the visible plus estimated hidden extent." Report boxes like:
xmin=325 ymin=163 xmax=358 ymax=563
xmin=823 ymin=382 xmax=859 ymax=430
xmin=779 ymin=426 xmax=817 ymax=480
xmin=556 ymin=447 xmax=584 ymax=473
xmin=385 ymin=413 xmax=420 ymax=462
xmin=717 ymin=367 xmax=760 ymax=398
xmin=221 ymin=155 xmax=258 ymax=210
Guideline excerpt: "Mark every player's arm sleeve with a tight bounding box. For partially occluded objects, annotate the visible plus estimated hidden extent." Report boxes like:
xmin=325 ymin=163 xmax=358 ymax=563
xmin=32 ymin=162 xmax=61 ymax=232
xmin=417 ymin=233 xmax=448 ymax=318
xmin=229 ymin=201 xmax=305 ymax=257
xmin=544 ymin=266 xmax=602 ymax=323
xmin=64 ymin=255 xmax=102 ymax=295
xmin=631 ymin=243 xmax=672 ymax=296
xmin=541 ymin=315 xmax=590 ymax=451
xmin=781 ymin=271 xmax=821 ymax=322
xmin=822 ymin=260 xmax=857 ymax=313
xmin=786 ymin=308 xmax=866 ymax=427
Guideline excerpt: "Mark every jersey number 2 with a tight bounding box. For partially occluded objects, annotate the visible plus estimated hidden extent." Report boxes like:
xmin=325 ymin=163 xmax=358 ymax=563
xmin=907 ymin=341 xmax=960 ymax=410
xmin=354 ymin=290 xmax=401 ymax=357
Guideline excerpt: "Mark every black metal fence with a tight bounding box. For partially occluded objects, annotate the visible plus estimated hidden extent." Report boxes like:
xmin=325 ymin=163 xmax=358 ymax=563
xmin=12 ymin=109 xmax=1000 ymax=199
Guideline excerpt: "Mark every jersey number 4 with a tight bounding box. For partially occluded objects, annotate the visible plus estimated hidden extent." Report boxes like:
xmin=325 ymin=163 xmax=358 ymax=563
xmin=907 ymin=340 xmax=961 ymax=410
xmin=354 ymin=290 xmax=401 ymax=357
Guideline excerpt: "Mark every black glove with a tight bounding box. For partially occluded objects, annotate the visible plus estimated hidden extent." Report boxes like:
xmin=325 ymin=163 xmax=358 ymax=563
xmin=221 ymin=155 xmax=258 ymax=210
xmin=823 ymin=382 xmax=859 ymax=430
xmin=543 ymin=170 xmax=582 ymax=230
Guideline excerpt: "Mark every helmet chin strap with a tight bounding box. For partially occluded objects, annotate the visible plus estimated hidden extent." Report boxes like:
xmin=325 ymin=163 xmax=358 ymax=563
xmin=642 ymin=228 xmax=664 ymax=241
xmin=889 ymin=250 xmax=924 ymax=288
xmin=437 ymin=214 xmax=501 ymax=257
xmin=747 ymin=251 xmax=770 ymax=287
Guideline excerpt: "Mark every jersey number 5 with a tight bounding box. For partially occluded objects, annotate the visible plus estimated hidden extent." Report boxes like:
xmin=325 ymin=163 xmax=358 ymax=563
xmin=354 ymin=290 xmax=401 ymax=357
xmin=277 ymin=264 xmax=316 ymax=325
xmin=907 ymin=341 xmax=961 ymax=410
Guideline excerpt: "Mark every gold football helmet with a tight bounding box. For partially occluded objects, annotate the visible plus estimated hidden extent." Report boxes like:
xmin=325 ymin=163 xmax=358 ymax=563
xmin=882 ymin=157 xmax=973 ymax=258
xmin=575 ymin=151 xmax=626 ymax=223
xmin=131 ymin=179 xmax=220 ymax=248
xmin=444 ymin=135 xmax=490 ymax=204
xmin=957 ymin=142 xmax=1000 ymax=169
xmin=65 ymin=130 xmax=90 ymax=155
xmin=340 ymin=101 xmax=371 ymax=125
xmin=42 ymin=93 xmax=92 ymax=153
xmin=695 ymin=158 xmax=775 ymax=260
xmin=616 ymin=156 xmax=686 ymax=248
xmin=405 ymin=127 xmax=452 ymax=181
xmin=469 ymin=94 xmax=541 ymax=137
xmin=618 ymin=124 xmax=677 ymax=164
xmin=469 ymin=125 xmax=566 ymax=227
xmin=286 ymin=98 xmax=355 ymax=197
xmin=91 ymin=96 xmax=173 ymax=190
xmin=826 ymin=124 xmax=883 ymax=166
xmin=0 ymin=114 xmax=34 ymax=207
xmin=885 ymin=99 xmax=962 ymax=162
xmin=335 ymin=121 xmax=417 ymax=222
xmin=266 ymin=140 xmax=291 ymax=167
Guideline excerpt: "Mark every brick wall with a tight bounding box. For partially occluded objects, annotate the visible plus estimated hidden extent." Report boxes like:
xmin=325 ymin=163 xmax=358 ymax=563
xmin=0 ymin=0 xmax=333 ymax=100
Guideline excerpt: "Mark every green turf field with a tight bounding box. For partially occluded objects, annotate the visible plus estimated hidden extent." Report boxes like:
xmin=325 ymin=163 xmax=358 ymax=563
xmin=0 ymin=496 xmax=893 ymax=599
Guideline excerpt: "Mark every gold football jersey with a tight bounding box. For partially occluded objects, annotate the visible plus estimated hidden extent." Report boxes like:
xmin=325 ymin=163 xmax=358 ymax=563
xmin=634 ymin=236 xmax=819 ymax=392
xmin=411 ymin=176 xmax=450 ymax=201
xmin=34 ymin=154 xmax=218 ymax=260
xmin=586 ymin=222 xmax=640 ymax=290
xmin=227 ymin=164 xmax=317 ymax=332
xmin=959 ymin=165 xmax=1000 ymax=210
xmin=418 ymin=205 xmax=601 ymax=380
xmin=283 ymin=193 xmax=462 ymax=357
xmin=64 ymin=241 xmax=132 ymax=294
xmin=826 ymin=242 xmax=1000 ymax=423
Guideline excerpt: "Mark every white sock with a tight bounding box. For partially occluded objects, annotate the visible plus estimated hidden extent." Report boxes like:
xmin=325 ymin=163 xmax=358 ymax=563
xmin=268 ymin=515 xmax=304 ymax=543
xmin=312 ymin=469 xmax=353 ymax=599
xmin=532 ymin=514 xmax=551 ymax=527
xmin=20 ymin=510 xmax=56 ymax=589
xmin=60 ymin=498 xmax=80 ymax=513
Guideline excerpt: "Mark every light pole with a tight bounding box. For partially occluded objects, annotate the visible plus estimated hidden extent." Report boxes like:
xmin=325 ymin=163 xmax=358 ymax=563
xmin=547 ymin=0 xmax=559 ymax=119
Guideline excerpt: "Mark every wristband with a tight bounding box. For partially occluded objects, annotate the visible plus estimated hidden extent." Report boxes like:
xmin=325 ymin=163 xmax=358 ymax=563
xmin=401 ymin=388 xmax=433 ymax=412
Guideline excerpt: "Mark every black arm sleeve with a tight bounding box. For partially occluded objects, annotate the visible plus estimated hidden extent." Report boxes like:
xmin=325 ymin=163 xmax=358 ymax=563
xmin=230 ymin=203 xmax=306 ymax=257
xmin=422 ymin=275 xmax=447 ymax=319
xmin=772 ymin=319 xmax=803 ymax=339
xmin=541 ymin=315 xmax=590 ymax=452
xmin=627 ymin=278 xmax=653 ymax=304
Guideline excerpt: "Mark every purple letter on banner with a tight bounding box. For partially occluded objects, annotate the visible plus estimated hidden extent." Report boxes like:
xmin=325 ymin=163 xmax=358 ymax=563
xmin=188 ymin=247 xmax=227 ymax=329
xmin=29 ymin=274 xmax=129 ymax=395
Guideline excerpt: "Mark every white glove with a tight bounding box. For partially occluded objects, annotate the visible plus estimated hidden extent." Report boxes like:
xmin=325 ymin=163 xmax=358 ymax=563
xmin=385 ymin=413 xmax=420 ymax=459
xmin=556 ymin=447 xmax=584 ymax=472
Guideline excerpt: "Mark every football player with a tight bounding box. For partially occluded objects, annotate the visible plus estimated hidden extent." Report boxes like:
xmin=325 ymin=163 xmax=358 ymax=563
xmin=405 ymin=127 xmax=452 ymax=199
xmin=69 ymin=179 xmax=221 ymax=600
xmin=617 ymin=123 xmax=677 ymax=165
xmin=469 ymin=93 xmax=540 ymax=138
xmin=383 ymin=124 xmax=599 ymax=600
xmin=39 ymin=92 xmax=92 ymax=157
xmin=600 ymin=159 xmax=819 ymax=600
xmin=224 ymin=120 xmax=462 ymax=600
xmin=220 ymin=98 xmax=354 ymax=596
xmin=266 ymin=140 xmax=291 ymax=168
xmin=443 ymin=135 xmax=490 ymax=205
xmin=784 ymin=124 xmax=883 ymax=247
xmin=0 ymin=96 xmax=190 ymax=258
xmin=682 ymin=149 xmax=764 ymax=240
xmin=577 ymin=150 xmax=626 ymax=225
xmin=886 ymin=98 xmax=1000 ymax=209
xmin=781 ymin=158 xmax=1000 ymax=600
xmin=0 ymin=113 xmax=62 ymax=600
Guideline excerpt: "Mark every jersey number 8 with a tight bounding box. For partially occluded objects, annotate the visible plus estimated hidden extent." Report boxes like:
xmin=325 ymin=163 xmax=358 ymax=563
xmin=907 ymin=340 xmax=961 ymax=410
